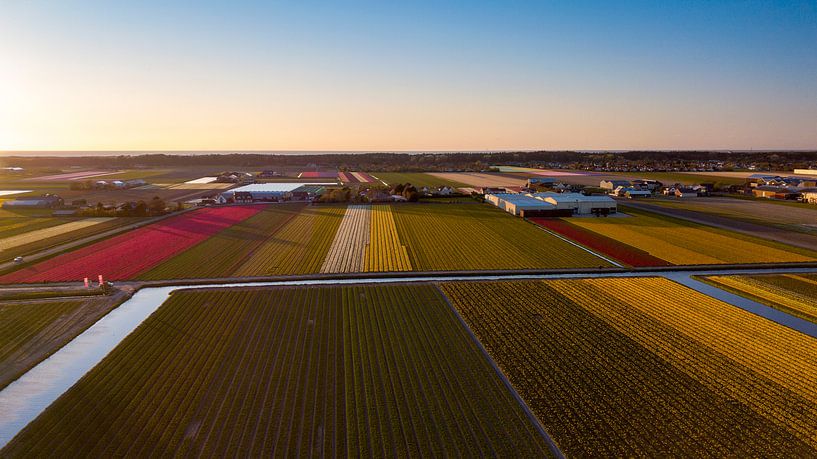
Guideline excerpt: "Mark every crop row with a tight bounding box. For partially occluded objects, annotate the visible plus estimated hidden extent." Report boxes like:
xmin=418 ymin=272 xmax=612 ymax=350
xmin=0 ymin=206 xmax=261 ymax=283
xmin=569 ymin=209 xmax=816 ymax=264
xmin=441 ymin=277 xmax=817 ymax=456
xmin=234 ymin=205 xmax=346 ymax=276
xmin=364 ymin=205 xmax=412 ymax=272
xmin=528 ymin=217 xmax=671 ymax=267
xmin=3 ymin=285 xmax=549 ymax=456
xmin=393 ymin=204 xmax=609 ymax=271
xmin=704 ymin=274 xmax=817 ymax=324
xmin=321 ymin=205 xmax=370 ymax=273
xmin=138 ymin=204 xmax=304 ymax=280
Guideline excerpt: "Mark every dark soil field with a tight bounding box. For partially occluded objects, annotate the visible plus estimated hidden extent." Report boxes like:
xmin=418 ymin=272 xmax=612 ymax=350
xmin=3 ymin=284 xmax=550 ymax=456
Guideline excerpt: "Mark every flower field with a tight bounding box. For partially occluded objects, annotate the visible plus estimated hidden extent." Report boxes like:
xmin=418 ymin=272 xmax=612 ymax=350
xmin=364 ymin=205 xmax=412 ymax=272
xmin=0 ymin=218 xmax=113 ymax=251
xmin=0 ymin=206 xmax=261 ymax=283
xmin=2 ymin=285 xmax=551 ymax=456
xmin=441 ymin=277 xmax=817 ymax=456
xmin=138 ymin=204 xmax=305 ymax=280
xmin=393 ymin=204 xmax=611 ymax=270
xmin=569 ymin=208 xmax=817 ymax=264
xmin=321 ymin=205 xmax=371 ymax=273
xmin=704 ymin=274 xmax=817 ymax=323
xmin=528 ymin=217 xmax=672 ymax=267
xmin=234 ymin=205 xmax=346 ymax=276
xmin=0 ymin=218 xmax=63 ymax=240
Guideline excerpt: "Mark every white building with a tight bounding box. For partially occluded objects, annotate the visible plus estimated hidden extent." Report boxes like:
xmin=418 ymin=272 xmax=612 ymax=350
xmin=529 ymin=192 xmax=617 ymax=215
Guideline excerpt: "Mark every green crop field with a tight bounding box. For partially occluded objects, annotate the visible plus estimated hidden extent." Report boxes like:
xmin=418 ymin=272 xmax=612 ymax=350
xmin=139 ymin=204 xmax=306 ymax=279
xmin=392 ymin=203 xmax=611 ymax=270
xmin=371 ymin=172 xmax=470 ymax=188
xmin=234 ymin=205 xmax=346 ymax=276
xmin=3 ymin=285 xmax=551 ymax=456
xmin=0 ymin=296 xmax=120 ymax=390
xmin=441 ymin=278 xmax=817 ymax=457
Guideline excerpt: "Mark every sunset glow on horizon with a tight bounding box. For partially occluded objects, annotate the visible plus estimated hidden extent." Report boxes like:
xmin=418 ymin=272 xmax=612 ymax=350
xmin=1 ymin=1 xmax=816 ymax=152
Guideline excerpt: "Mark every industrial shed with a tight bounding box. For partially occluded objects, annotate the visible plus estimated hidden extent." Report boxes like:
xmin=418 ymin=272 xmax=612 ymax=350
xmin=530 ymin=192 xmax=617 ymax=215
xmin=218 ymin=182 xmax=333 ymax=203
xmin=486 ymin=193 xmax=561 ymax=216
xmin=487 ymin=192 xmax=616 ymax=216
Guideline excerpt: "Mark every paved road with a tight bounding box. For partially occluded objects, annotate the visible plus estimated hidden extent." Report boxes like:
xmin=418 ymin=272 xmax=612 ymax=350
xmin=620 ymin=200 xmax=817 ymax=252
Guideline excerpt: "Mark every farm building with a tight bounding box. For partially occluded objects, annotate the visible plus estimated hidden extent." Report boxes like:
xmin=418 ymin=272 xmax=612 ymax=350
xmin=752 ymin=186 xmax=800 ymax=200
xmin=600 ymin=179 xmax=632 ymax=190
xmin=525 ymin=177 xmax=561 ymax=188
xmin=218 ymin=183 xmax=333 ymax=203
xmin=2 ymin=194 xmax=63 ymax=209
xmin=485 ymin=193 xmax=571 ymax=217
xmin=624 ymin=188 xmax=652 ymax=199
xmin=530 ymin=192 xmax=617 ymax=215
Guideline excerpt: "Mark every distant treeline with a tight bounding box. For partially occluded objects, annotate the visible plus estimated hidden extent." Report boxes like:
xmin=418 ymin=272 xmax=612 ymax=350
xmin=3 ymin=151 xmax=817 ymax=172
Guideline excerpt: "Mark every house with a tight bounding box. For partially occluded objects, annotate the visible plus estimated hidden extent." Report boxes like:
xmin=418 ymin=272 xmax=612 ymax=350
xmin=600 ymin=179 xmax=632 ymax=190
xmin=675 ymin=187 xmax=701 ymax=198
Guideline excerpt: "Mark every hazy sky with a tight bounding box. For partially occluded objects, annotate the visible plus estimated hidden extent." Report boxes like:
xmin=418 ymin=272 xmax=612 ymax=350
xmin=1 ymin=1 xmax=815 ymax=151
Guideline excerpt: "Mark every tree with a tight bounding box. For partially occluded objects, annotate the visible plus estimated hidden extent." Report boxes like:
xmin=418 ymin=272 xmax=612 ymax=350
xmin=148 ymin=196 xmax=166 ymax=215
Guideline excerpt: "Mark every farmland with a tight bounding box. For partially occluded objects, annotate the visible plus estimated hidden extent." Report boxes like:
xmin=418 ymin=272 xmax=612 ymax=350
xmin=529 ymin=217 xmax=671 ymax=267
xmin=234 ymin=205 xmax=345 ymax=276
xmin=441 ymin=277 xmax=817 ymax=456
xmin=703 ymin=274 xmax=817 ymax=323
xmin=637 ymin=196 xmax=817 ymax=233
xmin=373 ymin=172 xmax=469 ymax=188
xmin=0 ymin=206 xmax=262 ymax=283
xmin=321 ymin=205 xmax=370 ymax=273
xmin=568 ymin=207 xmax=817 ymax=265
xmin=393 ymin=204 xmax=610 ymax=270
xmin=2 ymin=285 xmax=550 ymax=456
xmin=138 ymin=204 xmax=304 ymax=280
xmin=428 ymin=172 xmax=527 ymax=188
xmin=364 ymin=205 xmax=412 ymax=272
xmin=0 ymin=295 xmax=123 ymax=389
xmin=0 ymin=218 xmax=136 ymax=263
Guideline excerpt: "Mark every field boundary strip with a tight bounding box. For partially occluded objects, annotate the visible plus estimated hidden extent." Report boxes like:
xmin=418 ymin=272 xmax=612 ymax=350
xmin=432 ymin=284 xmax=565 ymax=458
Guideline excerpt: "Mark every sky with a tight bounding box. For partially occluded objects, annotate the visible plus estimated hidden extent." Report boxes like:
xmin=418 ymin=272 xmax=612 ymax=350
xmin=0 ymin=1 xmax=815 ymax=151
